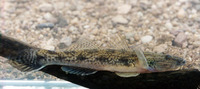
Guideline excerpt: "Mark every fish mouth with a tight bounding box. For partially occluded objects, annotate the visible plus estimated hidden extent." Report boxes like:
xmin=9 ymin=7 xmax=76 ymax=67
xmin=176 ymin=59 xmax=186 ymax=66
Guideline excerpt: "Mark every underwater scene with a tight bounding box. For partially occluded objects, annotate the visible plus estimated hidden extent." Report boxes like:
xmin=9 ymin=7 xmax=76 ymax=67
xmin=0 ymin=0 xmax=200 ymax=89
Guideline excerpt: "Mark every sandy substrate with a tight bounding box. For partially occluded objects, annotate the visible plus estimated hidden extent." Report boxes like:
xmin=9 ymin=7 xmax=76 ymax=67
xmin=0 ymin=0 xmax=200 ymax=80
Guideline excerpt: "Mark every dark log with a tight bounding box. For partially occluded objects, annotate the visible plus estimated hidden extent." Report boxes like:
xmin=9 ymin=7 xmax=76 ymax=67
xmin=41 ymin=65 xmax=200 ymax=89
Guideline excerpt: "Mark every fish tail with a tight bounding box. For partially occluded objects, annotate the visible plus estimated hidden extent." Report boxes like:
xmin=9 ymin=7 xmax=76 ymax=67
xmin=0 ymin=34 xmax=36 ymax=59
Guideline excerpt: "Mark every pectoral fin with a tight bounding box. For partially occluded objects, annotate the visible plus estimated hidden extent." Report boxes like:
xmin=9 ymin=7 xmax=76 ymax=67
xmin=61 ymin=66 xmax=97 ymax=76
xmin=134 ymin=48 xmax=149 ymax=69
xmin=115 ymin=72 xmax=140 ymax=77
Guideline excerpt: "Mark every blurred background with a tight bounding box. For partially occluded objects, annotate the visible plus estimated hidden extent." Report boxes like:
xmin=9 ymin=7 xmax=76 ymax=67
xmin=0 ymin=0 xmax=200 ymax=88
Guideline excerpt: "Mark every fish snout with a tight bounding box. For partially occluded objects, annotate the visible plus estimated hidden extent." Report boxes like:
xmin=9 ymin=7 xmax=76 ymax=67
xmin=176 ymin=59 xmax=186 ymax=66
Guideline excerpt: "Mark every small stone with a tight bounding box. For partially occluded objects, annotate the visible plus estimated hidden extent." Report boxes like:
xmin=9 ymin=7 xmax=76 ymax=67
xmin=173 ymin=32 xmax=187 ymax=47
xmin=193 ymin=41 xmax=200 ymax=47
xmin=60 ymin=36 xmax=72 ymax=46
xmin=39 ymin=3 xmax=53 ymax=12
xmin=177 ymin=9 xmax=186 ymax=18
xmin=36 ymin=23 xmax=54 ymax=29
xmin=69 ymin=26 xmax=78 ymax=34
xmin=137 ymin=12 xmax=143 ymax=18
xmin=170 ymin=30 xmax=182 ymax=36
xmin=117 ymin=4 xmax=132 ymax=14
xmin=165 ymin=22 xmax=173 ymax=30
xmin=43 ymin=13 xmax=57 ymax=23
xmin=182 ymin=41 xmax=188 ymax=48
xmin=195 ymin=4 xmax=200 ymax=10
xmin=71 ymin=18 xmax=79 ymax=24
xmin=43 ymin=45 xmax=55 ymax=50
xmin=54 ymin=2 xmax=65 ymax=10
xmin=56 ymin=15 xmax=68 ymax=27
xmin=141 ymin=35 xmax=153 ymax=43
xmin=125 ymin=33 xmax=134 ymax=39
xmin=153 ymin=44 xmax=168 ymax=53
xmin=112 ymin=15 xmax=128 ymax=24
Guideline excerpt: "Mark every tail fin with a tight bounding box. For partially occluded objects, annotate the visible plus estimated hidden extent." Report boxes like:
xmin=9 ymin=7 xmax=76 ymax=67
xmin=0 ymin=34 xmax=35 ymax=59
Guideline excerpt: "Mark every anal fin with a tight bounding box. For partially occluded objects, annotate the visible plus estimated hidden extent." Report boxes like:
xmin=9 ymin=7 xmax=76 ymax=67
xmin=115 ymin=72 xmax=140 ymax=77
xmin=61 ymin=66 xmax=97 ymax=76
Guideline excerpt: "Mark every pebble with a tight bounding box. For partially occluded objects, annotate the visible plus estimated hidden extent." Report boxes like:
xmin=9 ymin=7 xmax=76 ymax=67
xmin=177 ymin=9 xmax=186 ymax=18
xmin=54 ymin=2 xmax=65 ymax=10
xmin=56 ymin=15 xmax=68 ymax=27
xmin=170 ymin=30 xmax=182 ymax=36
xmin=43 ymin=13 xmax=57 ymax=23
xmin=43 ymin=45 xmax=55 ymax=50
xmin=125 ymin=33 xmax=134 ymax=40
xmin=141 ymin=35 xmax=153 ymax=43
xmin=173 ymin=32 xmax=187 ymax=47
xmin=153 ymin=44 xmax=168 ymax=53
xmin=69 ymin=26 xmax=79 ymax=34
xmin=36 ymin=23 xmax=54 ymax=29
xmin=60 ymin=36 xmax=72 ymax=46
xmin=39 ymin=3 xmax=53 ymax=12
xmin=165 ymin=22 xmax=173 ymax=30
xmin=193 ymin=41 xmax=200 ymax=47
xmin=112 ymin=15 xmax=128 ymax=24
xmin=117 ymin=4 xmax=132 ymax=14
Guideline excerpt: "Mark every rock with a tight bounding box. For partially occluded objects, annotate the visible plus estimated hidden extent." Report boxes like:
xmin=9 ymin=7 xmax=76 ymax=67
xmin=192 ymin=41 xmax=200 ymax=47
xmin=58 ymin=43 xmax=67 ymax=49
xmin=177 ymin=9 xmax=186 ymax=18
xmin=137 ymin=12 xmax=143 ymax=18
xmin=170 ymin=30 xmax=182 ymax=36
xmin=60 ymin=36 xmax=72 ymax=46
xmin=112 ymin=15 xmax=128 ymax=24
xmin=165 ymin=22 xmax=173 ymax=30
xmin=172 ymin=32 xmax=187 ymax=47
xmin=69 ymin=26 xmax=79 ymax=34
xmin=125 ymin=33 xmax=134 ymax=39
xmin=36 ymin=23 xmax=54 ymax=29
xmin=117 ymin=4 xmax=132 ymax=14
xmin=39 ymin=3 xmax=53 ymax=12
xmin=54 ymin=2 xmax=65 ymax=10
xmin=43 ymin=45 xmax=55 ymax=50
xmin=153 ymin=44 xmax=168 ymax=53
xmin=43 ymin=13 xmax=57 ymax=23
xmin=56 ymin=15 xmax=68 ymax=27
xmin=141 ymin=35 xmax=153 ymax=43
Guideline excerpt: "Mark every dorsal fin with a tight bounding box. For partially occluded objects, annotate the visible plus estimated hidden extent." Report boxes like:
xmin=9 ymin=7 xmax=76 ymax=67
xmin=66 ymin=34 xmax=102 ymax=51
xmin=65 ymin=33 xmax=131 ymax=51
xmin=105 ymin=34 xmax=130 ymax=50
xmin=61 ymin=66 xmax=97 ymax=76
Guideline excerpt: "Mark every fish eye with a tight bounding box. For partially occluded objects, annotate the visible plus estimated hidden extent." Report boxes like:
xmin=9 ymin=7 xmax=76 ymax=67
xmin=165 ymin=55 xmax=172 ymax=60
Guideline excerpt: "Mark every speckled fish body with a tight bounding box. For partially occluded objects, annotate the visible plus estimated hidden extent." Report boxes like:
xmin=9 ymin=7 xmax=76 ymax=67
xmin=0 ymin=34 xmax=186 ymax=77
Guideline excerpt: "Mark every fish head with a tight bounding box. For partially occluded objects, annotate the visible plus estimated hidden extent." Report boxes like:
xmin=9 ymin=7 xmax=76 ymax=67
xmin=145 ymin=53 xmax=186 ymax=72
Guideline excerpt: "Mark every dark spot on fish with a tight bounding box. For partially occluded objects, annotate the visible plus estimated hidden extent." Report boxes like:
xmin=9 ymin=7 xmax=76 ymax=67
xmin=96 ymin=56 xmax=109 ymax=62
xmin=106 ymin=49 xmax=115 ymax=53
xmin=47 ymin=50 xmax=57 ymax=54
xmin=118 ymin=58 xmax=131 ymax=66
xmin=77 ymin=55 xmax=87 ymax=60
xmin=85 ymin=49 xmax=99 ymax=54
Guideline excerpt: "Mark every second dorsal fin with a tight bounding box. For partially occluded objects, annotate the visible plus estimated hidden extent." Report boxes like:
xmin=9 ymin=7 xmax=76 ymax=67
xmin=65 ymin=33 xmax=131 ymax=51
xmin=65 ymin=34 xmax=102 ymax=51
xmin=106 ymin=34 xmax=130 ymax=50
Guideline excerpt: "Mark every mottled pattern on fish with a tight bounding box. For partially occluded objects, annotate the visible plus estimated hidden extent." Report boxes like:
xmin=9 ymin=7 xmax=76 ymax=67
xmin=0 ymin=34 xmax=186 ymax=77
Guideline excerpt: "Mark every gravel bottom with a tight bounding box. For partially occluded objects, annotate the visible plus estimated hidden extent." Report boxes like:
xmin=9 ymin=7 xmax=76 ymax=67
xmin=0 ymin=0 xmax=200 ymax=80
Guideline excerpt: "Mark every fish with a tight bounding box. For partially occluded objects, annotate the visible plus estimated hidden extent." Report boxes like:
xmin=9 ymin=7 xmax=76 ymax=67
xmin=0 ymin=34 xmax=186 ymax=77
